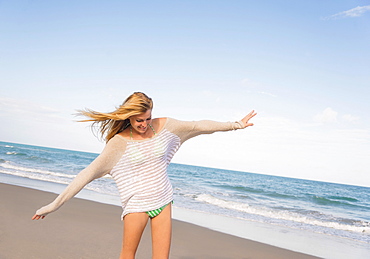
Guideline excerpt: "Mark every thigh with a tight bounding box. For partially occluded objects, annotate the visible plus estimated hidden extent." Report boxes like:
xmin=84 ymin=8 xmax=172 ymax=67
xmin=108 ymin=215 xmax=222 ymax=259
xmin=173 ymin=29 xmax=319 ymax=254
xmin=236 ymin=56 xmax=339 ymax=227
xmin=121 ymin=212 xmax=149 ymax=259
xmin=150 ymin=203 xmax=172 ymax=259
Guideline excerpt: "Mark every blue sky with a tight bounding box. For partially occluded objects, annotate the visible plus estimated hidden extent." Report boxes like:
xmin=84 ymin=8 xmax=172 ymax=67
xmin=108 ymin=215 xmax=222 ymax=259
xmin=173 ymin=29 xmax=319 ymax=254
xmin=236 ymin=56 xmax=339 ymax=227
xmin=1 ymin=1 xmax=369 ymax=187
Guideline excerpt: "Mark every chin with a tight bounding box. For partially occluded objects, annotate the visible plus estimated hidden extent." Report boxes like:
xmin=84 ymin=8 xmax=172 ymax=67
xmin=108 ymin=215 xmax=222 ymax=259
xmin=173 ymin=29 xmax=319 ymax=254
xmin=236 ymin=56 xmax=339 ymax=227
xmin=137 ymin=128 xmax=147 ymax=133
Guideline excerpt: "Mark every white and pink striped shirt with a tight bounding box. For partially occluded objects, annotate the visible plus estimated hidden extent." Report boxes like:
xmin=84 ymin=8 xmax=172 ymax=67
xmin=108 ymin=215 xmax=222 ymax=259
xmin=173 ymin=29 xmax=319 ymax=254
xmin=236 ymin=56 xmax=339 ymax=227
xmin=111 ymin=129 xmax=180 ymax=218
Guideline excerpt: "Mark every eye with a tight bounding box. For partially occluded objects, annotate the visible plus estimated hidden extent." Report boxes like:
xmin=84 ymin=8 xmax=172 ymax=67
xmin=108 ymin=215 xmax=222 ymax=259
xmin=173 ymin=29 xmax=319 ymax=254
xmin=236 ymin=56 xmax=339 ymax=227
xmin=135 ymin=117 xmax=151 ymax=123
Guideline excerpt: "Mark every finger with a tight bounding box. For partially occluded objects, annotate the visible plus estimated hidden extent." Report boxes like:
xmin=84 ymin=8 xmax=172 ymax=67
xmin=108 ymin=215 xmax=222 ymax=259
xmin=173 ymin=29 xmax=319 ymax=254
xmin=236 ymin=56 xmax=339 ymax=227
xmin=244 ymin=113 xmax=257 ymax=122
xmin=249 ymin=110 xmax=257 ymax=117
xmin=248 ymin=113 xmax=257 ymax=121
xmin=32 ymin=214 xmax=43 ymax=220
xmin=246 ymin=111 xmax=256 ymax=118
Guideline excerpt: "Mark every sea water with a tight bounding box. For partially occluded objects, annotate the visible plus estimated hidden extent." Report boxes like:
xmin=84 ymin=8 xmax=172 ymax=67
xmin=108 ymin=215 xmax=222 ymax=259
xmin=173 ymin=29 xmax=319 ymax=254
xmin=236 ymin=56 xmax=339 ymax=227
xmin=1 ymin=141 xmax=369 ymax=258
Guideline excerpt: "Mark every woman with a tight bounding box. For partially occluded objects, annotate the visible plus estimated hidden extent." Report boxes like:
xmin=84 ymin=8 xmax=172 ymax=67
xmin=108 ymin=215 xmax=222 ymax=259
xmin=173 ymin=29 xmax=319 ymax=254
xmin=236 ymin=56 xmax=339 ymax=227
xmin=32 ymin=92 xmax=257 ymax=259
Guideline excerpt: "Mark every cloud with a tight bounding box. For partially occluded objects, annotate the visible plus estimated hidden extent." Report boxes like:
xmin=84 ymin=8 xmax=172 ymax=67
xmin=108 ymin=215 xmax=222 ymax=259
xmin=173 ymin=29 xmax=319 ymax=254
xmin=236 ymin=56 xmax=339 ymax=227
xmin=241 ymin=78 xmax=277 ymax=97
xmin=0 ymin=97 xmax=65 ymax=123
xmin=174 ymin=113 xmax=370 ymax=186
xmin=313 ymin=109 xmax=361 ymax=125
xmin=201 ymin=90 xmax=221 ymax=103
xmin=258 ymin=91 xmax=277 ymax=97
xmin=313 ymin=107 xmax=338 ymax=123
xmin=324 ymin=5 xmax=370 ymax=20
xmin=241 ymin=78 xmax=257 ymax=88
xmin=342 ymin=114 xmax=360 ymax=123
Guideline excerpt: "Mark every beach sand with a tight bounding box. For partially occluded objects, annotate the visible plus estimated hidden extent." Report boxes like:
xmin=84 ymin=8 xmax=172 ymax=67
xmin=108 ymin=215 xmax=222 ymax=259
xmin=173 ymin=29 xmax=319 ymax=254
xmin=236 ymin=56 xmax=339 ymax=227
xmin=0 ymin=183 xmax=320 ymax=259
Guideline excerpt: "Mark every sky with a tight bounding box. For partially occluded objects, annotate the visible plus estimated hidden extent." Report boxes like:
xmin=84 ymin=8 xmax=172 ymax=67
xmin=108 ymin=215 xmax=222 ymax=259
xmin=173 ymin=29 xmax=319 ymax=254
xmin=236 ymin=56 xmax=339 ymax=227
xmin=1 ymin=0 xmax=369 ymax=187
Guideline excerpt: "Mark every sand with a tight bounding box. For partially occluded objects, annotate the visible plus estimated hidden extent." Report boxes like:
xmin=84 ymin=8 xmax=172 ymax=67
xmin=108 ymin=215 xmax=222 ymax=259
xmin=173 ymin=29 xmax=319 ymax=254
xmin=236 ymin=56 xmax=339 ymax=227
xmin=0 ymin=183 xmax=321 ymax=259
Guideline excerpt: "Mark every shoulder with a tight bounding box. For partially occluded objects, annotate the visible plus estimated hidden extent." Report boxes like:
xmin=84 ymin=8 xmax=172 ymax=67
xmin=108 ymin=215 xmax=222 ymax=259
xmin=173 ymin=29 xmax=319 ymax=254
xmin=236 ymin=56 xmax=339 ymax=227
xmin=152 ymin=117 xmax=187 ymax=134
xmin=162 ymin=117 xmax=195 ymax=132
xmin=105 ymin=134 xmax=128 ymax=151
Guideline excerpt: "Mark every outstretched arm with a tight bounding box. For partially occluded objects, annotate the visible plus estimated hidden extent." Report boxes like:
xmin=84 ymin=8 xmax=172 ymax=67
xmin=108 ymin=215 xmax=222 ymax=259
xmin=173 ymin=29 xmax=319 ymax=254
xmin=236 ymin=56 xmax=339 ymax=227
xmin=165 ymin=110 xmax=257 ymax=143
xmin=32 ymin=136 xmax=126 ymax=220
xmin=31 ymin=165 xmax=106 ymax=220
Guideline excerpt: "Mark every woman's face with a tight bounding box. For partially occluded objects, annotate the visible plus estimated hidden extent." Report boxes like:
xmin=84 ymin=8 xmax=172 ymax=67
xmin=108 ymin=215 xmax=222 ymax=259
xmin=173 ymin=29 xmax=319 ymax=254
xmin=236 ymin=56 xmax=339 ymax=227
xmin=129 ymin=109 xmax=152 ymax=135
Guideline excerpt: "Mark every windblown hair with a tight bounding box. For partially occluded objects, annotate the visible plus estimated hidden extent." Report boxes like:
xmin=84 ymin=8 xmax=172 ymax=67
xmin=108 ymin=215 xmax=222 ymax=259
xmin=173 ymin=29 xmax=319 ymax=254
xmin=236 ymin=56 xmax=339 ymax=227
xmin=77 ymin=92 xmax=153 ymax=142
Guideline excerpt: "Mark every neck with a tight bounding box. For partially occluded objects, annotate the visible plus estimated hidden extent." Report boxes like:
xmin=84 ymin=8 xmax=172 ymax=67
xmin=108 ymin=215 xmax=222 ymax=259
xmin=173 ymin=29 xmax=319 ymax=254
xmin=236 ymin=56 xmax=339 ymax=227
xmin=130 ymin=124 xmax=156 ymax=140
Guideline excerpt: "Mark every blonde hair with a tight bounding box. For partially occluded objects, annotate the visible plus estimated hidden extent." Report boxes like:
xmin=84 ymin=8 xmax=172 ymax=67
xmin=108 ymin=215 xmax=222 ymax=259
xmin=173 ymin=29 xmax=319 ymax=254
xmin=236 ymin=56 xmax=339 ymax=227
xmin=78 ymin=92 xmax=153 ymax=142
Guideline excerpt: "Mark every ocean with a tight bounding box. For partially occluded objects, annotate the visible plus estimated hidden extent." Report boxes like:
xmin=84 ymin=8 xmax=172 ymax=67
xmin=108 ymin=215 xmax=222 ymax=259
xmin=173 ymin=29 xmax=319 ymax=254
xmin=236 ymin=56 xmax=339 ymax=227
xmin=1 ymin=141 xmax=369 ymax=258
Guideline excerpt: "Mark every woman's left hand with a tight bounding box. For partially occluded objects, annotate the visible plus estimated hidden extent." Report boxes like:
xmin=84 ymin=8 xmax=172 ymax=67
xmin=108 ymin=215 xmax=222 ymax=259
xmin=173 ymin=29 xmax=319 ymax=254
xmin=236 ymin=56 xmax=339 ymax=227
xmin=240 ymin=110 xmax=257 ymax=128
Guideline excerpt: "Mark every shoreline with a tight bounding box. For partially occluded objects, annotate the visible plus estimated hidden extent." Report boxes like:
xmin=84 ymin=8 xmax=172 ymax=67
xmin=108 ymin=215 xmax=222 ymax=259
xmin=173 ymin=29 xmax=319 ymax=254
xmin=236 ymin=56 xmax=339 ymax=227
xmin=0 ymin=182 xmax=320 ymax=259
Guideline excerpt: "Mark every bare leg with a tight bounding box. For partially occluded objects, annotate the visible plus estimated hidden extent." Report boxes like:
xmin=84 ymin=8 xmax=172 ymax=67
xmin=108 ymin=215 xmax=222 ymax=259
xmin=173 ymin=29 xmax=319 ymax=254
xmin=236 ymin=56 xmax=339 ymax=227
xmin=120 ymin=212 xmax=149 ymax=259
xmin=150 ymin=203 xmax=172 ymax=259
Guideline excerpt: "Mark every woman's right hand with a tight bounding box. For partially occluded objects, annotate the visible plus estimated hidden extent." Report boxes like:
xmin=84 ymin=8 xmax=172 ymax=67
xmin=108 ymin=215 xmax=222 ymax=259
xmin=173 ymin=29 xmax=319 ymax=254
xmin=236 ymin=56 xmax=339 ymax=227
xmin=32 ymin=214 xmax=45 ymax=220
xmin=31 ymin=202 xmax=57 ymax=220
